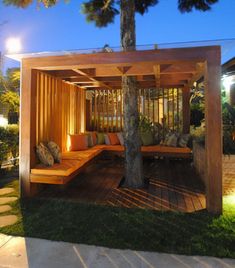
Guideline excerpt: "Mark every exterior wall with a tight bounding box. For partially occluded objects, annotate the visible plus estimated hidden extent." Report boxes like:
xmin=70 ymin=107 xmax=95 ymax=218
xmin=35 ymin=71 xmax=85 ymax=152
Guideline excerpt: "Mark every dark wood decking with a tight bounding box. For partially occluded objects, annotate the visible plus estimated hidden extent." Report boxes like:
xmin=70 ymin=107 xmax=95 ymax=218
xmin=40 ymin=158 xmax=206 ymax=212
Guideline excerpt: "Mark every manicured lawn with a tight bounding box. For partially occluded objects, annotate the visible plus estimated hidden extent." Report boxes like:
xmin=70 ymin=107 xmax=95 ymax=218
xmin=0 ymin=172 xmax=235 ymax=258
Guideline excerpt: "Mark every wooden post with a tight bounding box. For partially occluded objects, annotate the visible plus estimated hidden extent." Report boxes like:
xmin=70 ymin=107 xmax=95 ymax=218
xmin=182 ymin=87 xmax=191 ymax=134
xmin=204 ymin=48 xmax=223 ymax=214
xmin=20 ymin=65 xmax=37 ymax=197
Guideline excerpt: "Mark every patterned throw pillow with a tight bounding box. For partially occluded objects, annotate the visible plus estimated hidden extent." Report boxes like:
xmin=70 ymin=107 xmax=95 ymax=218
xmin=47 ymin=141 xmax=61 ymax=163
xmin=160 ymin=132 xmax=171 ymax=146
xmin=91 ymin=132 xmax=97 ymax=145
xmin=86 ymin=132 xmax=97 ymax=147
xmin=36 ymin=142 xmax=54 ymax=166
xmin=107 ymin=133 xmax=120 ymax=145
xmin=166 ymin=133 xmax=179 ymax=147
xmin=178 ymin=134 xmax=191 ymax=148
xmin=117 ymin=132 xmax=124 ymax=146
xmin=161 ymin=132 xmax=179 ymax=147
xmin=104 ymin=134 xmax=110 ymax=145
xmin=69 ymin=134 xmax=88 ymax=151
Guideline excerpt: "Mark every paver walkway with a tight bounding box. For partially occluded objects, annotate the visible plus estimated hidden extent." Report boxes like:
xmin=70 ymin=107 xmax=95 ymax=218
xmin=0 ymin=187 xmax=18 ymax=228
xmin=0 ymin=234 xmax=234 ymax=268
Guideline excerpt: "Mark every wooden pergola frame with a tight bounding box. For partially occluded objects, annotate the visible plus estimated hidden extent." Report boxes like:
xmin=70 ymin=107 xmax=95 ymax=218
xmin=18 ymin=45 xmax=222 ymax=214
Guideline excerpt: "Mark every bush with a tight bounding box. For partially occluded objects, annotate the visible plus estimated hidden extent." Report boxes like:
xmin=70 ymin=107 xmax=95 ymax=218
xmin=0 ymin=124 xmax=19 ymax=166
xmin=6 ymin=124 xmax=19 ymax=164
xmin=0 ymin=141 xmax=8 ymax=167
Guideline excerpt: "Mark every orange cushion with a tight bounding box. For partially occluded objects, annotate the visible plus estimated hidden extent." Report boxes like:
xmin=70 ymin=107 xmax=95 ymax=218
xmin=107 ymin=133 xmax=120 ymax=145
xmin=69 ymin=134 xmax=88 ymax=151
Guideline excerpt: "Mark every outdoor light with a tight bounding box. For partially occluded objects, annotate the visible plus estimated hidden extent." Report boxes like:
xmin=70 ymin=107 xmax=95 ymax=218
xmin=6 ymin=38 xmax=22 ymax=54
xmin=222 ymin=75 xmax=235 ymax=93
xmin=0 ymin=115 xmax=8 ymax=127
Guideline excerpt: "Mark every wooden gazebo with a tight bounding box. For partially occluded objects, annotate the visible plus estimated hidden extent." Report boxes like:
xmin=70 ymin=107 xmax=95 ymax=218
xmin=10 ymin=45 xmax=222 ymax=214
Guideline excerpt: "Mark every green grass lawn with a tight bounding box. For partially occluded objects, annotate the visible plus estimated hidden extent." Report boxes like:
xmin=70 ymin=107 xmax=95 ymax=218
xmin=0 ymin=172 xmax=235 ymax=258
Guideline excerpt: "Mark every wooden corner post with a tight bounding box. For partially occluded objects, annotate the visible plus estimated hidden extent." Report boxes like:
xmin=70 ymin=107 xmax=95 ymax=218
xmin=204 ymin=47 xmax=223 ymax=214
xmin=182 ymin=86 xmax=191 ymax=134
xmin=20 ymin=63 xmax=37 ymax=197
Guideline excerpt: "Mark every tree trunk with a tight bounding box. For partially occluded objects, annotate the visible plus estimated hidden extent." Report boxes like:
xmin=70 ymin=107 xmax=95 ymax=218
xmin=120 ymin=0 xmax=144 ymax=188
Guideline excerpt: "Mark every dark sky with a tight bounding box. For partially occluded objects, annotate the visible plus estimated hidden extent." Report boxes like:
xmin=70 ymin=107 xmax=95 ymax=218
xmin=0 ymin=0 xmax=235 ymax=68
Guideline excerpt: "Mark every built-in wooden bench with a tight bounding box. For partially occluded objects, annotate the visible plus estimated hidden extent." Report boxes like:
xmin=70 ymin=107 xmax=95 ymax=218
xmin=30 ymin=147 xmax=103 ymax=184
xmin=103 ymin=145 xmax=192 ymax=158
xmin=30 ymin=145 xmax=192 ymax=185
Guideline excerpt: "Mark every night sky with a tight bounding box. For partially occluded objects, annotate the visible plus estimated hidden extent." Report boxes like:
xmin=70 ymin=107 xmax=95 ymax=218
xmin=0 ymin=0 xmax=235 ymax=68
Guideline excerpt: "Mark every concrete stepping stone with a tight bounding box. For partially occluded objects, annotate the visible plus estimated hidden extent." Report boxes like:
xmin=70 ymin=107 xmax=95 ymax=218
xmin=0 ymin=215 xmax=18 ymax=228
xmin=0 ymin=205 xmax=12 ymax=213
xmin=0 ymin=188 xmax=14 ymax=196
xmin=0 ymin=197 xmax=17 ymax=205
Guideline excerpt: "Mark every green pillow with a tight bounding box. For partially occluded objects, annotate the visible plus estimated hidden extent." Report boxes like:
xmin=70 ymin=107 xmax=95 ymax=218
xmin=97 ymin=132 xmax=105 ymax=144
xmin=86 ymin=133 xmax=94 ymax=147
xmin=141 ymin=131 xmax=154 ymax=146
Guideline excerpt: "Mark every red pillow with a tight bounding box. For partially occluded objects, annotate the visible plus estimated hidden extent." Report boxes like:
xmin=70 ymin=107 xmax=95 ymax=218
xmin=107 ymin=133 xmax=120 ymax=145
xmin=69 ymin=134 xmax=88 ymax=151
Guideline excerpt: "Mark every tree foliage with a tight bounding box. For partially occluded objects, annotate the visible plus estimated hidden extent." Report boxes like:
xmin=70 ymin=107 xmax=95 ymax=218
xmin=0 ymin=68 xmax=20 ymax=113
xmin=0 ymin=91 xmax=20 ymax=112
xmin=178 ymin=0 xmax=218 ymax=12
xmin=0 ymin=68 xmax=20 ymax=93
xmin=5 ymin=68 xmax=20 ymax=92
xmin=3 ymin=0 xmax=56 ymax=8
xmin=2 ymin=0 xmax=219 ymax=26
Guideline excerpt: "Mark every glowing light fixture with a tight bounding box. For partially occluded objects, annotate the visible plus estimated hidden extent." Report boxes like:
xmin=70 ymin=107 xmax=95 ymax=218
xmin=0 ymin=115 xmax=8 ymax=127
xmin=6 ymin=38 xmax=22 ymax=54
xmin=222 ymin=75 xmax=235 ymax=93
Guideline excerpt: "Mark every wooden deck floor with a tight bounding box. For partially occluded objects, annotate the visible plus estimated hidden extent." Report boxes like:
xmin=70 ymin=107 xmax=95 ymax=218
xmin=40 ymin=158 xmax=206 ymax=212
xmin=223 ymin=155 xmax=235 ymax=196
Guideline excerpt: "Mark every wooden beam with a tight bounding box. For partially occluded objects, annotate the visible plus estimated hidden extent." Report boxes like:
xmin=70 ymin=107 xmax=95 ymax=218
xmin=66 ymin=76 xmax=92 ymax=83
xmin=188 ymin=62 xmax=205 ymax=87
xmin=23 ymin=46 xmax=218 ymax=70
xmin=116 ymin=66 xmax=132 ymax=74
xmin=153 ymin=65 xmax=160 ymax=88
xmin=42 ymin=70 xmax=81 ymax=78
xmin=72 ymin=68 xmax=113 ymax=90
xmin=160 ymin=62 xmax=197 ymax=74
xmin=204 ymin=48 xmax=222 ymax=214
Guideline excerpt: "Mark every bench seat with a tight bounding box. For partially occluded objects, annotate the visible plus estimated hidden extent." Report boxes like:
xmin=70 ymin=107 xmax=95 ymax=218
xmin=30 ymin=144 xmax=192 ymax=185
xmin=61 ymin=145 xmax=192 ymax=160
xmin=141 ymin=145 xmax=191 ymax=158
xmin=62 ymin=147 xmax=103 ymax=161
xmin=31 ymin=159 xmax=84 ymax=176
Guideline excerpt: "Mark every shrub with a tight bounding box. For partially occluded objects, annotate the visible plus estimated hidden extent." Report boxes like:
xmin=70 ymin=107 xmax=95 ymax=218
xmin=5 ymin=124 xmax=19 ymax=164
xmin=0 ymin=141 xmax=8 ymax=167
xmin=0 ymin=124 xmax=19 ymax=166
xmin=0 ymin=91 xmax=19 ymax=113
